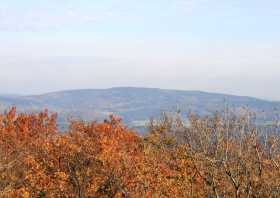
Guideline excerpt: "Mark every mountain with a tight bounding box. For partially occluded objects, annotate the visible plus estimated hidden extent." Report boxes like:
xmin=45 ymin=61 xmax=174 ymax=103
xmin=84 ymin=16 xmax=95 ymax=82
xmin=0 ymin=87 xmax=280 ymax=129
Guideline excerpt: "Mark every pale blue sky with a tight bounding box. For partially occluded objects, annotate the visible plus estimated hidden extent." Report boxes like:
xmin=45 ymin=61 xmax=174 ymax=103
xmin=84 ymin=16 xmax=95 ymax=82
xmin=0 ymin=0 xmax=280 ymax=100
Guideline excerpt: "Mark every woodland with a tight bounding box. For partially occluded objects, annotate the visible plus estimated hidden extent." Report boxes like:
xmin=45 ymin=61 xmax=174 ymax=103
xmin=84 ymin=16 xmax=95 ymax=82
xmin=0 ymin=107 xmax=280 ymax=197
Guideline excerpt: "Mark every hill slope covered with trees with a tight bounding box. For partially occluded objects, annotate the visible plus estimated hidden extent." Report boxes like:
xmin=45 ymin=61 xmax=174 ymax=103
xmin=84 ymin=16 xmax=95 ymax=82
xmin=1 ymin=87 xmax=280 ymax=130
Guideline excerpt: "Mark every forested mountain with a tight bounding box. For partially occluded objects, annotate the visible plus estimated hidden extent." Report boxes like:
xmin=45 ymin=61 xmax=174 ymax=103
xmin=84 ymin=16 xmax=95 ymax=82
xmin=0 ymin=87 xmax=279 ymax=128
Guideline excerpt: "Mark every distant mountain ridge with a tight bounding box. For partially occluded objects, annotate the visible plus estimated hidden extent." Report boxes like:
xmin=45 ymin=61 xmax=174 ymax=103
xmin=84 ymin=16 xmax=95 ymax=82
xmin=0 ymin=87 xmax=280 ymax=128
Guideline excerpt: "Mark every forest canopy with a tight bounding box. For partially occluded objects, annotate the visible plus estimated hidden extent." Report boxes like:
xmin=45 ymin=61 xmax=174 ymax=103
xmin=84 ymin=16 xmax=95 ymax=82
xmin=0 ymin=107 xmax=280 ymax=197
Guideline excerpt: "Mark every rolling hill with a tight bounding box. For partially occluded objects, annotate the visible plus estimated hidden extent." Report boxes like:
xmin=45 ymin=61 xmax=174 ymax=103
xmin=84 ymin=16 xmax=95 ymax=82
xmin=0 ymin=87 xmax=280 ymax=129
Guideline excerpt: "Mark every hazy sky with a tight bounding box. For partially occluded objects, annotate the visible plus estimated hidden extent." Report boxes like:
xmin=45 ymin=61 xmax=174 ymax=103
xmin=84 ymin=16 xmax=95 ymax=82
xmin=0 ymin=0 xmax=280 ymax=100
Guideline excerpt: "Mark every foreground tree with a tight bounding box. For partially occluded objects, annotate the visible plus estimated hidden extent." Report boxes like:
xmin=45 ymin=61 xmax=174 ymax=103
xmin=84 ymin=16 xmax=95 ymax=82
xmin=0 ymin=107 xmax=279 ymax=197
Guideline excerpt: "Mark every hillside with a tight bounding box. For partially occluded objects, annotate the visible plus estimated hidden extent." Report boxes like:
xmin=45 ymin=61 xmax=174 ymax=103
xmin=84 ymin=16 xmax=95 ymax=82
xmin=0 ymin=87 xmax=280 ymax=128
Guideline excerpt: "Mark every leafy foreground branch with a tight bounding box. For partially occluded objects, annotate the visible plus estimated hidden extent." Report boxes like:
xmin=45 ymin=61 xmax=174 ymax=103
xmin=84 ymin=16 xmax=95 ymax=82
xmin=0 ymin=107 xmax=280 ymax=197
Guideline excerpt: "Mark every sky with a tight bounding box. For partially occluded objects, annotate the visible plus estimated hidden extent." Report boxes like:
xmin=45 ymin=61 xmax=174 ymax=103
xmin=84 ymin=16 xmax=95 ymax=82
xmin=0 ymin=0 xmax=280 ymax=100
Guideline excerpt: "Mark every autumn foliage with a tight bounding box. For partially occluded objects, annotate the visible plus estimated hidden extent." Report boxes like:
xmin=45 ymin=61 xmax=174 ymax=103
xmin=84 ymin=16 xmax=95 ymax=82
xmin=0 ymin=107 xmax=280 ymax=197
